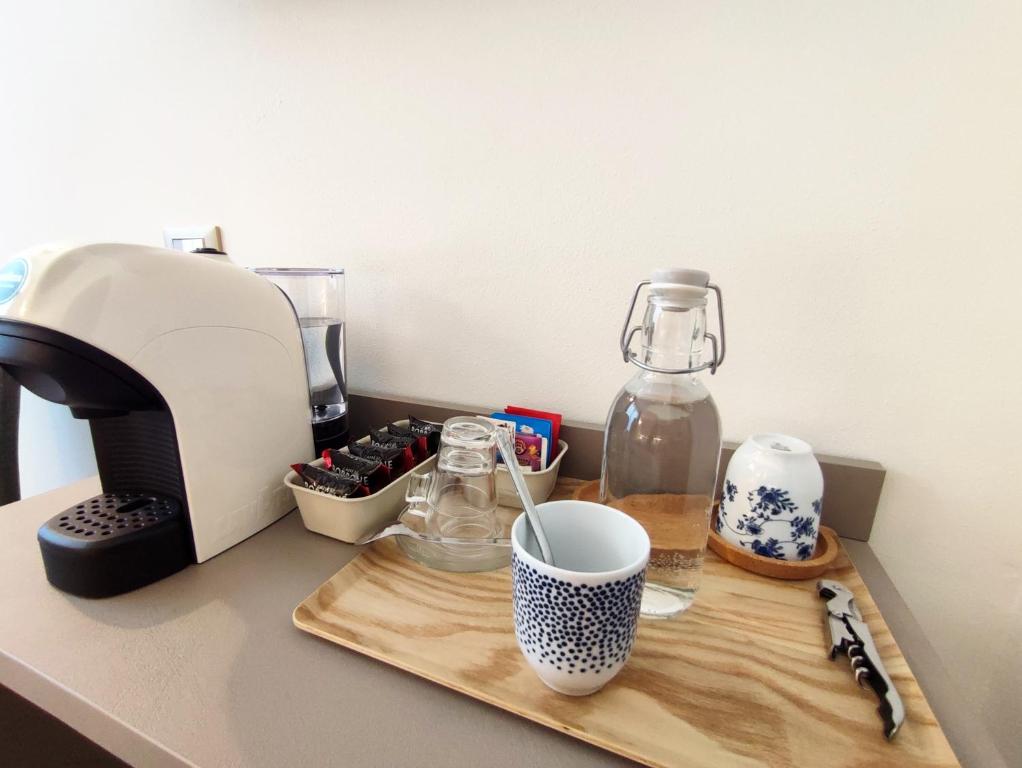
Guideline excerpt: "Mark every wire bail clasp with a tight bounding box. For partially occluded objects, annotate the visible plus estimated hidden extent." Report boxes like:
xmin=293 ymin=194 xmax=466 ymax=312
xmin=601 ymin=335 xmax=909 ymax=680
xmin=618 ymin=279 xmax=726 ymax=375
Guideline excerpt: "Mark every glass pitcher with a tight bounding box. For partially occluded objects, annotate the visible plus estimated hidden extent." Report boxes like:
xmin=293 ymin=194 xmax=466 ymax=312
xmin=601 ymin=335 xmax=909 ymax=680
xmin=398 ymin=416 xmax=513 ymax=572
xmin=600 ymin=268 xmax=725 ymax=619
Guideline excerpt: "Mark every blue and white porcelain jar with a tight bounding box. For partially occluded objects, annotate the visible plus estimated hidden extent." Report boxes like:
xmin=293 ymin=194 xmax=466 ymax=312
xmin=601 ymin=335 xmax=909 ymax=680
xmin=716 ymin=434 xmax=824 ymax=561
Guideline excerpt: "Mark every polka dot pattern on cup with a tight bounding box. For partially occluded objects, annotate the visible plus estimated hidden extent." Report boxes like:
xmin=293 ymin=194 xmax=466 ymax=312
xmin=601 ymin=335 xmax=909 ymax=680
xmin=512 ymin=553 xmax=645 ymax=675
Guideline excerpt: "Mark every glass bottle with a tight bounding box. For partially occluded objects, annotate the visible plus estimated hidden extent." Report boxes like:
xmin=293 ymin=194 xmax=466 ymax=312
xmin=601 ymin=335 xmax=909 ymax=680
xmin=600 ymin=269 xmax=725 ymax=619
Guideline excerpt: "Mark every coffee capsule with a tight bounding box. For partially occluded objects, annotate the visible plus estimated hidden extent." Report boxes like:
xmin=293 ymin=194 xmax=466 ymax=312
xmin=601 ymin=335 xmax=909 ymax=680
xmin=377 ymin=425 xmax=428 ymax=462
xmin=347 ymin=441 xmax=411 ymax=474
xmin=290 ymin=463 xmax=367 ymax=498
xmin=322 ymin=449 xmax=390 ymax=493
xmin=368 ymin=429 xmax=419 ymax=470
xmin=407 ymin=416 xmax=443 ymax=455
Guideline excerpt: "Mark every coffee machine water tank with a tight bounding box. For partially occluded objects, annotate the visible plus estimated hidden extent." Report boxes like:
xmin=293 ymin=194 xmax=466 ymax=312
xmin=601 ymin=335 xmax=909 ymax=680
xmin=0 ymin=243 xmax=313 ymax=597
xmin=253 ymin=268 xmax=349 ymax=453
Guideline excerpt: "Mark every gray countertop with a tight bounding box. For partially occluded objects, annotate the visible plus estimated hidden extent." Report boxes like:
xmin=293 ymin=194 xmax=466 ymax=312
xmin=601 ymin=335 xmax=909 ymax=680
xmin=0 ymin=478 xmax=1002 ymax=768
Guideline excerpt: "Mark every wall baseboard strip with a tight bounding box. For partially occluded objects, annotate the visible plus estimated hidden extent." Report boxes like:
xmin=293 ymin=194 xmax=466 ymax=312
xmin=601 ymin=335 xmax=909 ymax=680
xmin=348 ymin=392 xmax=885 ymax=542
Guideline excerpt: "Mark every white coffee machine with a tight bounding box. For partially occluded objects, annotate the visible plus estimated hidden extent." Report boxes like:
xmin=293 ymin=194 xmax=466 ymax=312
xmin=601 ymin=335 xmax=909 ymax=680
xmin=0 ymin=243 xmax=313 ymax=596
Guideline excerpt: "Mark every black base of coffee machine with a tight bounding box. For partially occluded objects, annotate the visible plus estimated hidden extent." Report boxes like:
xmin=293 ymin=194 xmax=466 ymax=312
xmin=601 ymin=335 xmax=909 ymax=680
xmin=312 ymin=413 xmax=350 ymax=456
xmin=37 ymin=492 xmax=191 ymax=598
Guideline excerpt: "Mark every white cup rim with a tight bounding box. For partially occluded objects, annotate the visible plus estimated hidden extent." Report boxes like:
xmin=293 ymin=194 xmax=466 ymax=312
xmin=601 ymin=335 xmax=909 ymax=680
xmin=511 ymin=500 xmax=650 ymax=579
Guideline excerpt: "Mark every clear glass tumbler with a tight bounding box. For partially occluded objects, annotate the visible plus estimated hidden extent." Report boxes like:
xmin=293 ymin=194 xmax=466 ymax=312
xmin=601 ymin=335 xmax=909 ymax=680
xmin=398 ymin=416 xmax=510 ymax=572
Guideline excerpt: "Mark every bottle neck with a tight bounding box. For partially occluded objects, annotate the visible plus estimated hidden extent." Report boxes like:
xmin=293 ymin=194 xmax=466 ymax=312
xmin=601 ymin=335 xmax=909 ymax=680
xmin=639 ymin=298 xmax=706 ymax=375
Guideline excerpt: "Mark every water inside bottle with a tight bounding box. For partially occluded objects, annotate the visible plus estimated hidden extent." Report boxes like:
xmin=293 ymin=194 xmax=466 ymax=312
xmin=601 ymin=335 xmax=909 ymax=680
xmin=602 ymin=386 xmax=720 ymax=619
xmin=625 ymin=493 xmax=714 ymax=617
xmin=299 ymin=317 xmax=347 ymax=422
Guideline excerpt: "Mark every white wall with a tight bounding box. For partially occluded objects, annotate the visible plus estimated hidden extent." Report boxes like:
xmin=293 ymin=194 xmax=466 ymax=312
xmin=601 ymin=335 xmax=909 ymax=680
xmin=17 ymin=389 xmax=97 ymax=498
xmin=2 ymin=1 xmax=1019 ymax=762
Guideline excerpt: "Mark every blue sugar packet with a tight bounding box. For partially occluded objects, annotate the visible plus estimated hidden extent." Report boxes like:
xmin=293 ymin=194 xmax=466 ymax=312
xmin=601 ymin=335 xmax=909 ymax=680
xmin=490 ymin=411 xmax=552 ymax=470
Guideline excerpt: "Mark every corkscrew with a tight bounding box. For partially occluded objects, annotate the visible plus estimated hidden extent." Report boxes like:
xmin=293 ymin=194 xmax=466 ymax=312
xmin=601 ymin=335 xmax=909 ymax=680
xmin=817 ymin=579 xmax=905 ymax=739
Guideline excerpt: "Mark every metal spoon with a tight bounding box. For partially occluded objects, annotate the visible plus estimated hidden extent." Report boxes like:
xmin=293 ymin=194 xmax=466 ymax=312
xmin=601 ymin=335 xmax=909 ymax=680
xmin=494 ymin=429 xmax=555 ymax=566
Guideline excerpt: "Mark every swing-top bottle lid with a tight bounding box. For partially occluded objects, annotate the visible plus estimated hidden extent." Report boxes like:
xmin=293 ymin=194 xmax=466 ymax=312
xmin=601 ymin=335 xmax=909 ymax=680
xmin=649 ymin=268 xmax=710 ymax=308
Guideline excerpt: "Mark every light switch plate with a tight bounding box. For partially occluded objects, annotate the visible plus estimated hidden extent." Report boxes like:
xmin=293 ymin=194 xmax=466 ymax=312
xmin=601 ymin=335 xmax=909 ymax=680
xmin=163 ymin=225 xmax=222 ymax=252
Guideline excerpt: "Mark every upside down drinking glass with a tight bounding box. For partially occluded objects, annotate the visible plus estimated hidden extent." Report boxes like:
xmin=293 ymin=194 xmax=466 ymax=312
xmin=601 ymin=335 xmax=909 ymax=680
xmin=398 ymin=416 xmax=510 ymax=572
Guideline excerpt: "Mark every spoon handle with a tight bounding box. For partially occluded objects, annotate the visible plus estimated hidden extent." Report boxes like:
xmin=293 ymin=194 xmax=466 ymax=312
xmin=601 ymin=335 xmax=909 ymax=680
xmin=494 ymin=429 xmax=555 ymax=566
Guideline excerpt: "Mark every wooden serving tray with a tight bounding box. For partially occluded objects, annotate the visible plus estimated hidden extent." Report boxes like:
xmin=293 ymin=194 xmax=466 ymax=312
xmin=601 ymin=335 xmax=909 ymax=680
xmin=293 ymin=481 xmax=957 ymax=768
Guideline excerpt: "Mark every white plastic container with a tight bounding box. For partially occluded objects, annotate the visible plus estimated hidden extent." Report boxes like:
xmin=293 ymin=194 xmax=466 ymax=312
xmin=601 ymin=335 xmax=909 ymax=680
xmin=285 ymin=423 xmax=569 ymax=542
xmin=285 ymin=420 xmax=437 ymax=544
xmin=495 ymin=440 xmax=569 ymax=508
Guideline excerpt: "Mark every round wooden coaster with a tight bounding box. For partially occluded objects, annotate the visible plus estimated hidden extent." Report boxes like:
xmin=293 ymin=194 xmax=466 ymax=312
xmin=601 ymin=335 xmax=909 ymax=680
xmin=706 ymin=516 xmax=839 ymax=580
xmin=572 ymin=479 xmax=838 ymax=580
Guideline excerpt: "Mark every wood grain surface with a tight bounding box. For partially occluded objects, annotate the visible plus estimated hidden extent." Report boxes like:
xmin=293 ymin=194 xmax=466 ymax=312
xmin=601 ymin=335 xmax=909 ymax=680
xmin=293 ymin=478 xmax=958 ymax=768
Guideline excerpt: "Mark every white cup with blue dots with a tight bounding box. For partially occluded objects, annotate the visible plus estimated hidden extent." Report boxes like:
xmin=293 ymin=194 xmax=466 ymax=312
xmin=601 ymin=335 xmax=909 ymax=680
xmin=511 ymin=500 xmax=650 ymax=696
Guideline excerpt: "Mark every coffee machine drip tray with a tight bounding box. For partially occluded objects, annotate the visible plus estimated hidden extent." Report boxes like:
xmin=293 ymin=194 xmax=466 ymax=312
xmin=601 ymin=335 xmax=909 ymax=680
xmin=37 ymin=492 xmax=191 ymax=598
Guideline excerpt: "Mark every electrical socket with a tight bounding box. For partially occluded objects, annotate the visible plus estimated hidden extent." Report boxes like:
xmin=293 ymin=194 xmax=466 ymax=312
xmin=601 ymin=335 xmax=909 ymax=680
xmin=163 ymin=226 xmax=222 ymax=253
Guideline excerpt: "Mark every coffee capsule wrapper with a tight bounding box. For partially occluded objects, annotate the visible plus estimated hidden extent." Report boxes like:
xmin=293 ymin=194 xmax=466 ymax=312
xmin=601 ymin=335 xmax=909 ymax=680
xmin=321 ymin=449 xmax=390 ymax=493
xmin=368 ymin=430 xmax=418 ymax=470
xmin=370 ymin=428 xmax=414 ymax=450
xmin=386 ymin=422 xmax=432 ymax=459
xmin=348 ymin=441 xmax=409 ymax=474
xmin=402 ymin=417 xmax=443 ymax=456
xmin=290 ymin=463 xmax=367 ymax=498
